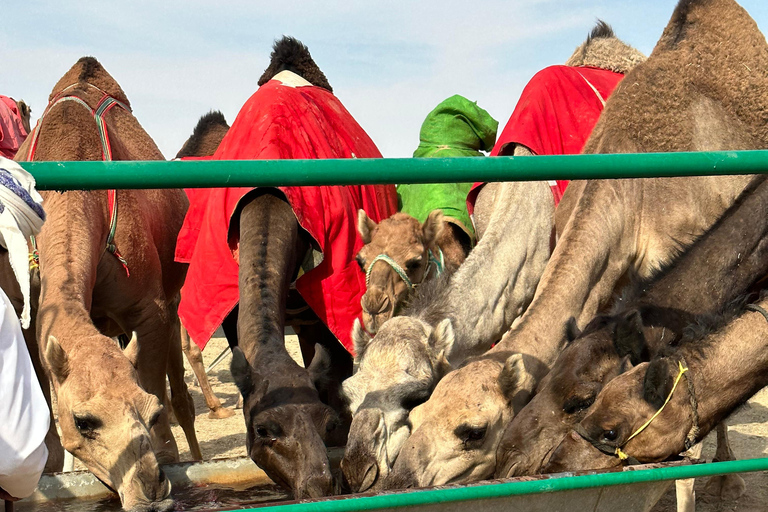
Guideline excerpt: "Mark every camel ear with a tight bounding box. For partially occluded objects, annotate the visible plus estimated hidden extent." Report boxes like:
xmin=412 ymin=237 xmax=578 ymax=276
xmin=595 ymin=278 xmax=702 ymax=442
xmin=565 ymin=317 xmax=581 ymax=343
xmin=428 ymin=318 xmax=455 ymax=357
xmin=357 ymin=209 xmax=377 ymax=244
xmin=352 ymin=318 xmax=372 ymax=362
xmin=231 ymin=347 xmax=254 ymax=396
xmin=45 ymin=335 xmax=70 ymax=384
xmin=618 ymin=355 xmax=634 ymax=374
xmin=643 ymin=358 xmax=675 ymax=409
xmin=498 ymin=353 xmax=535 ymax=408
xmin=614 ymin=309 xmax=649 ymax=365
xmin=422 ymin=209 xmax=445 ymax=247
xmin=122 ymin=331 xmax=139 ymax=368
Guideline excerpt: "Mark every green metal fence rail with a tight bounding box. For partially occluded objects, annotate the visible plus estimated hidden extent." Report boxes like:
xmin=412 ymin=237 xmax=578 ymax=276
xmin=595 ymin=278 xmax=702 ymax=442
xmin=20 ymin=150 xmax=768 ymax=190
xmin=245 ymin=458 xmax=768 ymax=512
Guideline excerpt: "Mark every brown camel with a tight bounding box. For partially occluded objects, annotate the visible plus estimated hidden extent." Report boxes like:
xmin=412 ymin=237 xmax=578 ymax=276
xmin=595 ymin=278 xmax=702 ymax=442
xmin=175 ymin=110 xmax=236 ymax=420
xmin=356 ymin=209 xmax=449 ymax=333
xmin=543 ymin=291 xmax=768 ymax=478
xmin=15 ymin=56 xmax=200 ymax=512
xmin=384 ymin=0 xmax=768 ymax=490
xmin=174 ymin=37 xmax=396 ymax=499
xmin=342 ymin=178 xmax=554 ymax=492
xmin=495 ymin=173 xmax=768 ymax=503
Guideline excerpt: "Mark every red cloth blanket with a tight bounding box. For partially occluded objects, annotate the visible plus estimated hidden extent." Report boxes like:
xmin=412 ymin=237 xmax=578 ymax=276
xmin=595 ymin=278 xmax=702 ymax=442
xmin=177 ymin=77 xmax=397 ymax=352
xmin=466 ymin=65 xmax=625 ymax=215
xmin=0 ymin=96 xmax=28 ymax=159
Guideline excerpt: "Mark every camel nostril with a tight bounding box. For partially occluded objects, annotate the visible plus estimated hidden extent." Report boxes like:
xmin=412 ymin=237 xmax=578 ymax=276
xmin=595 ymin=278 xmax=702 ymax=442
xmin=359 ymin=459 xmax=379 ymax=492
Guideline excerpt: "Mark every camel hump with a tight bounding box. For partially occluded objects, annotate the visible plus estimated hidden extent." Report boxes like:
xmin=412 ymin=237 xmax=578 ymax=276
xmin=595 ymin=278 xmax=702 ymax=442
xmin=176 ymin=110 xmax=230 ymax=159
xmin=258 ymin=36 xmax=333 ymax=92
xmin=76 ymin=56 xmax=103 ymax=82
xmin=589 ymin=20 xmax=614 ymax=40
xmin=565 ymin=20 xmax=646 ymax=74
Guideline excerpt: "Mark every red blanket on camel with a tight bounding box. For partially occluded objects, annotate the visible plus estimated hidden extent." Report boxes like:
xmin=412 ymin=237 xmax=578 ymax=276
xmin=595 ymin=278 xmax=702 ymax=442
xmin=177 ymin=77 xmax=397 ymax=353
xmin=467 ymin=65 xmax=625 ymax=215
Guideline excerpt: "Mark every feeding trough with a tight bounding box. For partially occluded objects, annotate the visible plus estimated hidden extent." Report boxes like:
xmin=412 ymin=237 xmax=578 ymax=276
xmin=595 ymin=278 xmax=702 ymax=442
xmin=13 ymin=456 xmax=765 ymax=512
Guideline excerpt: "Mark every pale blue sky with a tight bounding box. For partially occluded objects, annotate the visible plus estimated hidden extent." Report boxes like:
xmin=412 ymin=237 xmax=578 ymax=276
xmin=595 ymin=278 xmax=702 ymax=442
xmin=3 ymin=1 xmax=767 ymax=158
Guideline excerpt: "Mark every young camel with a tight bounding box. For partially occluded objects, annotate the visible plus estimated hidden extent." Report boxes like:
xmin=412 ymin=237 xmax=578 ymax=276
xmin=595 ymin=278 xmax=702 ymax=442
xmin=357 ymin=94 xmax=496 ymax=333
xmin=544 ymin=292 xmax=768 ymax=479
xmin=15 ymin=56 xmax=200 ymax=512
xmin=496 ymin=174 xmax=768 ymax=504
xmin=175 ymin=110 xmax=236 ymax=420
xmin=384 ymin=0 xmax=767 ymax=490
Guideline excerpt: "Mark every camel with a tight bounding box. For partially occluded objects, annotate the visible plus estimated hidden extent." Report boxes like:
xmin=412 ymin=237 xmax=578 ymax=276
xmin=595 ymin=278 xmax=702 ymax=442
xmin=543 ymin=291 xmax=768 ymax=479
xmin=356 ymin=210 xmax=451 ymax=334
xmin=383 ymin=0 xmax=768 ymax=490
xmin=356 ymin=95 xmax=496 ymax=334
xmin=495 ymin=173 xmax=768 ymax=506
xmin=14 ymin=56 xmax=200 ymax=512
xmin=341 ymin=178 xmax=554 ymax=492
xmin=175 ymin=110 xmax=236 ymax=420
xmin=15 ymin=99 xmax=31 ymax=135
xmin=177 ymin=37 xmax=397 ymax=498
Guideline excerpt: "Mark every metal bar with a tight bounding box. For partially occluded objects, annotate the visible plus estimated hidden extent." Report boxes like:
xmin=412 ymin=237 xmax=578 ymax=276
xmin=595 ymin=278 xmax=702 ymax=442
xmin=205 ymin=346 xmax=231 ymax=373
xmin=236 ymin=457 xmax=768 ymax=512
xmin=20 ymin=150 xmax=768 ymax=190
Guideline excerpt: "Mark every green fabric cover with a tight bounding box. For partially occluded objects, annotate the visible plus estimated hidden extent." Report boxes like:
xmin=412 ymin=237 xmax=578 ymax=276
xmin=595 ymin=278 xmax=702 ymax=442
xmin=398 ymin=95 xmax=498 ymax=239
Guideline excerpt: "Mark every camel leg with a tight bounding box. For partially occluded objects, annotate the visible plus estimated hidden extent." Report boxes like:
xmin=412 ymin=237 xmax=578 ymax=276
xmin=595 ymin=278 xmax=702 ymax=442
xmin=167 ymin=311 xmax=203 ymax=461
xmin=704 ymin=423 xmax=746 ymax=500
xmin=675 ymin=442 xmax=702 ymax=512
xmin=181 ymin=325 xmax=234 ymax=419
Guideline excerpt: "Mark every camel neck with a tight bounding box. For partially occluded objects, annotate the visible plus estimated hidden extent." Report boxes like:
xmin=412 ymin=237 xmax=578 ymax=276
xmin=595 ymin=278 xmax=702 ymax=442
xmin=678 ymin=300 xmax=768 ymax=436
xmin=37 ymin=191 xmax=107 ymax=346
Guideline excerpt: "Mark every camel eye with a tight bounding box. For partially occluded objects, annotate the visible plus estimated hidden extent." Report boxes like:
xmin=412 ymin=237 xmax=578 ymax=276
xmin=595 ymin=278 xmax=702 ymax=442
xmin=455 ymin=424 xmax=487 ymax=448
xmin=256 ymin=425 xmax=270 ymax=438
xmin=562 ymin=395 xmax=595 ymax=415
xmin=601 ymin=429 xmax=619 ymax=442
xmin=73 ymin=414 xmax=102 ymax=439
xmin=405 ymin=258 xmax=421 ymax=271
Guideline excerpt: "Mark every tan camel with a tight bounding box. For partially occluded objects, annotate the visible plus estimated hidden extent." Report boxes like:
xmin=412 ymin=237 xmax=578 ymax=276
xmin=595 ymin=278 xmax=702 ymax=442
xmin=14 ymin=99 xmax=31 ymax=135
xmin=384 ymin=0 xmax=767 ymax=489
xmin=356 ymin=209 xmax=448 ymax=333
xmin=176 ymin=110 xmax=236 ymax=420
xmin=15 ymin=56 xmax=200 ymax=512
xmin=544 ymin=293 xmax=768 ymax=479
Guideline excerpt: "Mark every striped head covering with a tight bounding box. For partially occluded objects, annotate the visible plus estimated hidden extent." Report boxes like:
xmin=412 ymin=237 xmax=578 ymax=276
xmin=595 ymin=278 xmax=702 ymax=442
xmin=0 ymin=157 xmax=45 ymax=328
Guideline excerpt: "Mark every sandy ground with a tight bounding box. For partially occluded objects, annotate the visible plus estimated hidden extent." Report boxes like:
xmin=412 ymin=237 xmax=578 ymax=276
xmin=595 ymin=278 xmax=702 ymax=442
xmin=56 ymin=334 xmax=767 ymax=511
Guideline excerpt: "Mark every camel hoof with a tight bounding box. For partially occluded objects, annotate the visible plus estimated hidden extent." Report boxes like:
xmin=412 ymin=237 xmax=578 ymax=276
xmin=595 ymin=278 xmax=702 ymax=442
xmin=704 ymin=473 xmax=746 ymax=501
xmin=207 ymin=407 xmax=236 ymax=419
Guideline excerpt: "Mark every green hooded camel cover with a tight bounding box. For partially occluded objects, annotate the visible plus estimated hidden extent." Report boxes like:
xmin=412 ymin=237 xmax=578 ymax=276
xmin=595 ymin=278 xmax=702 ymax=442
xmin=398 ymin=94 xmax=498 ymax=243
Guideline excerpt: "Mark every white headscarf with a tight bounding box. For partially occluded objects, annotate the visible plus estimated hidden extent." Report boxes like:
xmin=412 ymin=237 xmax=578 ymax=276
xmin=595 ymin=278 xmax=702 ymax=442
xmin=0 ymin=157 xmax=45 ymax=329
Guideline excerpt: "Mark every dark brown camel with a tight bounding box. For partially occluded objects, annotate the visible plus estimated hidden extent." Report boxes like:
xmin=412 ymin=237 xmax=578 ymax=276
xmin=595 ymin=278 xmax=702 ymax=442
xmin=14 ymin=56 xmax=199 ymax=512
xmin=175 ymin=111 xmax=236 ymax=420
xmin=496 ymin=173 xmax=768 ymax=496
xmin=544 ymin=291 xmax=768 ymax=477
xmin=222 ymin=37 xmax=384 ymax=498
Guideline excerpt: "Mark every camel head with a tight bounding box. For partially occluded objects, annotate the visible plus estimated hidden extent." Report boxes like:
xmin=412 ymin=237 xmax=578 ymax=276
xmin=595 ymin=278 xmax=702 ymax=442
xmin=495 ymin=315 xmax=642 ymax=477
xmin=356 ymin=210 xmax=444 ymax=333
xmin=45 ymin=333 xmax=174 ymax=512
xmin=176 ymin=111 xmax=229 ymax=159
xmin=382 ymin=354 xmax=537 ymax=489
xmin=231 ymin=347 xmax=336 ymax=499
xmin=15 ymin=99 xmax=31 ymax=134
xmin=544 ymin=357 xmax=694 ymax=474
xmin=340 ymin=316 xmax=453 ymax=492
